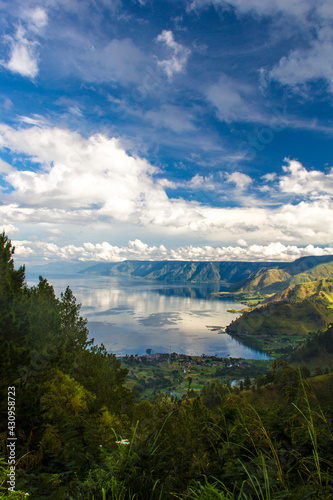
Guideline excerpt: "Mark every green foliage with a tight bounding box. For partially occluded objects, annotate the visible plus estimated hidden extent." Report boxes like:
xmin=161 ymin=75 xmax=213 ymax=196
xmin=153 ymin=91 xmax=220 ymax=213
xmin=59 ymin=286 xmax=91 ymax=352
xmin=227 ymin=299 xmax=333 ymax=356
xmin=182 ymin=477 xmax=237 ymax=499
xmin=265 ymin=278 xmax=333 ymax=305
xmin=289 ymin=324 xmax=333 ymax=369
xmin=72 ymin=344 xmax=131 ymax=414
xmin=0 ymin=232 xmax=26 ymax=343
xmin=0 ymin=232 xmax=25 ymax=299
xmin=0 ymin=233 xmax=131 ymax=498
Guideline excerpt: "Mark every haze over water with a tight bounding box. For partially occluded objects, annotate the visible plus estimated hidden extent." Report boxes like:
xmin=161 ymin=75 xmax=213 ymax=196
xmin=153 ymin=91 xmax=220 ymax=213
xmin=26 ymin=273 xmax=270 ymax=359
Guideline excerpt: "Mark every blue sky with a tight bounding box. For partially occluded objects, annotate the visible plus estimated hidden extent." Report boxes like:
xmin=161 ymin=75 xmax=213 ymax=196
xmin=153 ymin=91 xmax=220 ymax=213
xmin=1 ymin=0 xmax=333 ymax=263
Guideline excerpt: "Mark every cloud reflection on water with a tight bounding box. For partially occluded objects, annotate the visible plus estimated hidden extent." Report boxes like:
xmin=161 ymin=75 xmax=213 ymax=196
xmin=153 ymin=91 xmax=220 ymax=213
xmin=26 ymin=274 xmax=270 ymax=358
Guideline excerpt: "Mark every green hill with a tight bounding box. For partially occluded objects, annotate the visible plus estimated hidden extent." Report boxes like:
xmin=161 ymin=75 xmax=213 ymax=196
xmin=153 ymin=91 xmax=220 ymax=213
xmin=289 ymin=260 xmax=333 ymax=284
xmin=263 ymin=278 xmax=333 ymax=305
xmin=237 ymin=267 xmax=292 ymax=293
xmin=236 ymin=255 xmax=333 ymax=295
xmin=226 ymin=288 xmax=333 ymax=356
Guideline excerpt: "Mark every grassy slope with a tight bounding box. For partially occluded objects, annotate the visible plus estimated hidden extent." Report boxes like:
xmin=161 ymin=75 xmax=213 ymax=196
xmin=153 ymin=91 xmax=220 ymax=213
xmin=290 ymin=261 xmax=333 ymax=284
xmin=226 ymin=300 xmax=333 ymax=356
xmin=236 ymin=256 xmax=333 ymax=295
xmin=239 ymin=267 xmax=292 ymax=293
xmin=225 ymin=280 xmax=333 ymax=356
xmin=263 ymin=278 xmax=333 ymax=304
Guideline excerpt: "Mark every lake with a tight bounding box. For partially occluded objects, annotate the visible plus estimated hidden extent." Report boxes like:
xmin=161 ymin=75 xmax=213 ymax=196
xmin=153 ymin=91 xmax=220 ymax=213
xmin=26 ymin=273 xmax=270 ymax=359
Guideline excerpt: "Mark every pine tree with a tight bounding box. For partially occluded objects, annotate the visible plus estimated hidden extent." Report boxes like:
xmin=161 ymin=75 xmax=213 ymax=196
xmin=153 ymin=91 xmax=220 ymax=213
xmin=244 ymin=376 xmax=251 ymax=390
xmin=0 ymin=232 xmax=26 ymax=338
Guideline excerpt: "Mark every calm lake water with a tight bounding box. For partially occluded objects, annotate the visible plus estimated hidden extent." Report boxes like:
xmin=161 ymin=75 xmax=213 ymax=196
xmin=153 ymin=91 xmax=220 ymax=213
xmin=26 ymin=273 xmax=269 ymax=359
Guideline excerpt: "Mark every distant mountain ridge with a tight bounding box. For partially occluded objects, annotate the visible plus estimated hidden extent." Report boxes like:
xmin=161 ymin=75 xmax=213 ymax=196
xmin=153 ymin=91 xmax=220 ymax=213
xmin=79 ymin=259 xmax=285 ymax=286
xmin=79 ymin=255 xmax=333 ymax=292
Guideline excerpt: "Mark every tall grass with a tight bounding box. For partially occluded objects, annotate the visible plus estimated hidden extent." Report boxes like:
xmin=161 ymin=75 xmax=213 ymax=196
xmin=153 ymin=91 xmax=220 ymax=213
xmin=94 ymin=374 xmax=333 ymax=499
xmin=291 ymin=376 xmax=333 ymax=490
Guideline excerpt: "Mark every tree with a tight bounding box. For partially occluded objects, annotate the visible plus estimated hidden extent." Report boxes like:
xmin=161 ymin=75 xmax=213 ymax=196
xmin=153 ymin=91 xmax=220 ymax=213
xmin=73 ymin=344 xmax=131 ymax=414
xmin=60 ymin=287 xmax=91 ymax=349
xmin=0 ymin=232 xmax=26 ymax=339
xmin=56 ymin=286 xmax=93 ymax=372
xmin=0 ymin=233 xmax=30 ymax=390
xmin=244 ymin=376 xmax=251 ymax=390
xmin=0 ymin=232 xmax=25 ymax=296
xmin=0 ymin=234 xmax=134 ymax=498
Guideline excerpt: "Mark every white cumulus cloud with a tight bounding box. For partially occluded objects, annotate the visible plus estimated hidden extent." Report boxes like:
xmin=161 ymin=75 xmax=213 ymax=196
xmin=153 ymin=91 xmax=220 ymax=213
xmin=227 ymin=172 xmax=252 ymax=190
xmin=4 ymin=25 xmax=39 ymax=78
xmin=0 ymin=123 xmax=224 ymax=234
xmin=156 ymin=30 xmax=191 ymax=79
xmin=2 ymin=7 xmax=48 ymax=79
xmin=1 ymin=124 xmax=333 ymax=249
xmin=279 ymin=159 xmax=333 ymax=197
xmin=11 ymin=238 xmax=333 ymax=263
xmin=269 ymin=27 xmax=333 ymax=92
xmin=1 ymin=224 xmax=19 ymax=235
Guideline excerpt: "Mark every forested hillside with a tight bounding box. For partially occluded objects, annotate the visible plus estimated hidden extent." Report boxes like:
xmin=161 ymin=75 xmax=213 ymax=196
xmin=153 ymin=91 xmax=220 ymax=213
xmin=226 ymin=279 xmax=333 ymax=356
xmin=79 ymin=256 xmax=333 ymax=294
xmin=1 ymin=233 xmax=333 ymax=499
xmin=80 ymin=259 xmax=283 ymax=285
xmin=0 ymin=233 xmax=131 ymax=497
xmin=289 ymin=324 xmax=333 ymax=369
